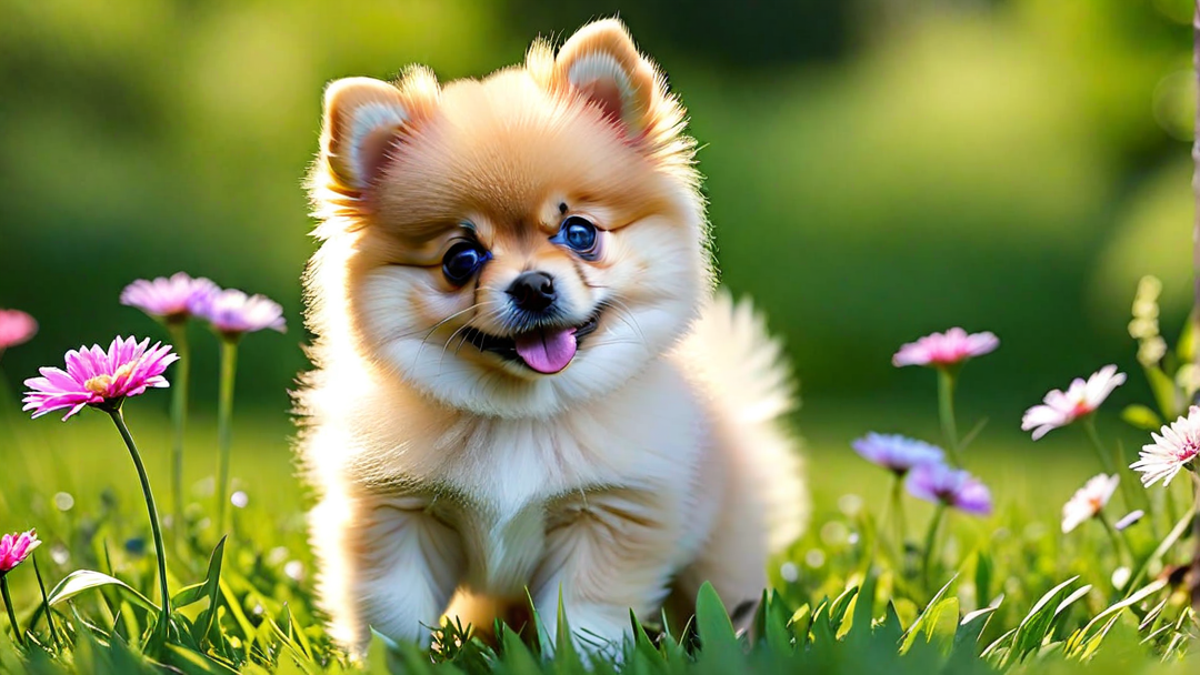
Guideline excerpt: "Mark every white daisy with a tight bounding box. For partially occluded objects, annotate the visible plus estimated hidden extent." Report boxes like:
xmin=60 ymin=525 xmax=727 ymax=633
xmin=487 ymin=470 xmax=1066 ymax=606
xmin=1021 ymin=365 xmax=1126 ymax=440
xmin=1130 ymin=406 xmax=1200 ymax=488
xmin=1060 ymin=474 xmax=1119 ymax=534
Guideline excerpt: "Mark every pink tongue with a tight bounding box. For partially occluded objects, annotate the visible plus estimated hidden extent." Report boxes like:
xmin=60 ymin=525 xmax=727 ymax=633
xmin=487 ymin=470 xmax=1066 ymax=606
xmin=514 ymin=327 xmax=578 ymax=374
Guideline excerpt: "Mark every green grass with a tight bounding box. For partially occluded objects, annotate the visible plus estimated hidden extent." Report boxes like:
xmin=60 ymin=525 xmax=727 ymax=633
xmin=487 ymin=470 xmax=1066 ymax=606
xmin=0 ymin=391 xmax=1197 ymax=673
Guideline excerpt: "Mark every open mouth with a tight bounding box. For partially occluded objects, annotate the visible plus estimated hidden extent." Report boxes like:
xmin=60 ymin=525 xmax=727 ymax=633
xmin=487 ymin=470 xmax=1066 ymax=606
xmin=460 ymin=307 xmax=603 ymax=374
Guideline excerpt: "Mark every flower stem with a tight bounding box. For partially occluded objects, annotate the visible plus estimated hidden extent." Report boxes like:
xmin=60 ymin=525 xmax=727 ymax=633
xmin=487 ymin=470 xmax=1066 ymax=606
xmin=1097 ymin=512 xmax=1128 ymax=568
xmin=1081 ymin=416 xmax=1141 ymax=511
xmin=1081 ymin=415 xmax=1114 ymax=474
xmin=891 ymin=475 xmax=907 ymax=568
xmin=1191 ymin=472 xmax=1200 ymax=616
xmin=921 ymin=504 xmax=946 ymax=591
xmin=0 ymin=576 xmax=22 ymax=648
xmin=107 ymin=409 xmax=172 ymax=632
xmin=31 ymin=554 xmax=60 ymax=650
xmin=215 ymin=338 xmax=239 ymax=531
xmin=167 ymin=321 xmax=190 ymax=545
xmin=937 ymin=369 xmax=963 ymax=466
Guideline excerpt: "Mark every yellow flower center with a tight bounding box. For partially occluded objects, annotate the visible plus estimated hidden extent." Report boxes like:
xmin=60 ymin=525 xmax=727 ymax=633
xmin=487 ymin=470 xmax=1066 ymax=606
xmin=84 ymin=375 xmax=113 ymax=395
xmin=83 ymin=362 xmax=136 ymax=397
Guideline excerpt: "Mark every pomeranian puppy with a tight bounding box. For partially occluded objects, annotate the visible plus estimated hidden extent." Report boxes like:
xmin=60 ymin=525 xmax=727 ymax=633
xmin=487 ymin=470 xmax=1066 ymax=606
xmin=296 ymin=18 xmax=806 ymax=658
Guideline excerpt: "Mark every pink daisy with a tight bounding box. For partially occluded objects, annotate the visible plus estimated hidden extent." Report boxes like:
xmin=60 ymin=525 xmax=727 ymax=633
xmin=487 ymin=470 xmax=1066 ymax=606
xmin=892 ymin=328 xmax=999 ymax=368
xmin=22 ymin=336 xmax=179 ymax=420
xmin=192 ymin=288 xmax=286 ymax=338
xmin=0 ymin=309 xmax=37 ymax=351
xmin=0 ymin=529 xmax=40 ymax=575
xmin=905 ymin=462 xmax=993 ymax=515
xmin=120 ymin=272 xmax=219 ymax=323
xmin=1130 ymin=406 xmax=1200 ymax=488
xmin=1021 ymin=365 xmax=1126 ymax=440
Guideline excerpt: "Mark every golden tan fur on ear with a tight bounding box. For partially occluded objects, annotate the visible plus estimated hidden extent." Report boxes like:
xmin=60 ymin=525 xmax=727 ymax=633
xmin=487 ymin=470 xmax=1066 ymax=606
xmin=310 ymin=67 xmax=440 ymax=234
xmin=527 ymin=19 xmax=691 ymax=171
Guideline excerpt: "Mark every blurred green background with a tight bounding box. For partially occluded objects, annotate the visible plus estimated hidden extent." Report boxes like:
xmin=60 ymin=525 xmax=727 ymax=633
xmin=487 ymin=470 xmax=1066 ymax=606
xmin=0 ymin=0 xmax=1195 ymax=452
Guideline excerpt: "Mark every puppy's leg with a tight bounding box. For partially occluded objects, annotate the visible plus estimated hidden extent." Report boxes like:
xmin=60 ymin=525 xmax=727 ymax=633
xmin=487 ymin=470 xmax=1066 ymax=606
xmin=672 ymin=413 xmax=798 ymax=631
xmin=670 ymin=485 xmax=768 ymax=634
xmin=530 ymin=488 xmax=679 ymax=657
xmin=310 ymin=490 xmax=465 ymax=657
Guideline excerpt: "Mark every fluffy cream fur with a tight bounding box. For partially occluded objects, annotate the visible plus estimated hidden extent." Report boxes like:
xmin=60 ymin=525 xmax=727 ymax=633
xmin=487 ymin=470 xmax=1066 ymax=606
xmin=297 ymin=18 xmax=807 ymax=658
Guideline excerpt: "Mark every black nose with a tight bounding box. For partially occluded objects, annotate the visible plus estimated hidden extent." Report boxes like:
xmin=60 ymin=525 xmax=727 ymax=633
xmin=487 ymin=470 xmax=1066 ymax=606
xmin=507 ymin=271 xmax=556 ymax=313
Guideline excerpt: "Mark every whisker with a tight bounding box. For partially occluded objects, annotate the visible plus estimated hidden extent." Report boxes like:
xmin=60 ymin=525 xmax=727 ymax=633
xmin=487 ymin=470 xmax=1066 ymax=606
xmin=389 ymin=301 xmax=494 ymax=343
xmin=601 ymin=296 xmax=648 ymax=346
xmin=412 ymin=300 xmax=497 ymax=371
xmin=436 ymin=321 xmax=478 ymax=376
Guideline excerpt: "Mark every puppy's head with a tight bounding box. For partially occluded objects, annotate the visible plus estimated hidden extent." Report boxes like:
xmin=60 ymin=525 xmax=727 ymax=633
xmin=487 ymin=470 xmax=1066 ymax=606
xmin=308 ymin=20 xmax=711 ymax=417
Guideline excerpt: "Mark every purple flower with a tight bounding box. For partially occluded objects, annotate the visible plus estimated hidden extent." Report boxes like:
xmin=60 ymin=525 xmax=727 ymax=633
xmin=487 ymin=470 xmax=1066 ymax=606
xmin=193 ymin=288 xmax=286 ymax=338
xmin=852 ymin=433 xmax=945 ymax=475
xmin=1021 ymin=365 xmax=1125 ymax=440
xmin=0 ymin=529 xmax=40 ymax=575
xmin=892 ymin=328 xmax=999 ymax=369
xmin=1114 ymin=510 xmax=1144 ymax=531
xmin=906 ymin=462 xmax=993 ymax=515
xmin=22 ymin=337 xmax=179 ymax=420
xmin=0 ymin=309 xmax=37 ymax=352
xmin=120 ymin=272 xmax=219 ymax=323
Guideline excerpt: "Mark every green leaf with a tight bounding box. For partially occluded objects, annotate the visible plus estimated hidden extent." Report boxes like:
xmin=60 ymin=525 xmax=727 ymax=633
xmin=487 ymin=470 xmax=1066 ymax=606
xmin=762 ymin=591 xmax=793 ymax=656
xmin=1129 ymin=505 xmax=1195 ymax=590
xmin=878 ymin=601 xmax=905 ymax=646
xmin=1067 ymin=578 xmax=1168 ymax=657
xmin=286 ymin=603 xmax=316 ymax=662
xmin=263 ymin=613 xmax=318 ymax=674
xmin=786 ymin=603 xmax=812 ymax=648
xmin=1009 ymin=576 xmax=1080 ymax=663
xmin=1178 ymin=309 xmax=1196 ymax=362
xmin=694 ymin=581 xmax=741 ymax=670
xmin=164 ymin=643 xmax=240 ymax=675
xmin=899 ymin=574 xmax=957 ymax=653
xmin=847 ymin=573 xmax=877 ymax=645
xmin=48 ymin=570 xmax=157 ymax=614
xmin=808 ymin=600 xmax=836 ymax=648
xmin=1145 ymin=365 xmax=1181 ymax=420
xmin=979 ymin=626 xmax=1016 ymax=662
xmin=973 ymin=550 xmax=994 ymax=610
xmin=499 ymin=622 xmax=543 ymax=673
xmin=173 ymin=537 xmax=227 ymax=609
xmin=826 ymin=584 xmax=859 ymax=634
xmin=1052 ymin=585 xmax=1092 ymax=618
xmin=959 ymin=594 xmax=1002 ymax=634
xmin=630 ymin=610 xmax=662 ymax=665
xmin=947 ymin=596 xmax=1000 ymax=668
xmin=1121 ymin=404 xmax=1163 ymax=431
xmin=197 ymin=539 xmax=227 ymax=645
xmin=554 ymin=589 xmax=584 ymax=670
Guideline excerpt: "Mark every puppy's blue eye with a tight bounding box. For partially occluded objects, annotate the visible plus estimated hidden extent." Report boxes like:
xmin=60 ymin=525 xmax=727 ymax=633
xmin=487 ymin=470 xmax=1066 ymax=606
xmin=554 ymin=216 xmax=599 ymax=258
xmin=442 ymin=242 xmax=489 ymax=285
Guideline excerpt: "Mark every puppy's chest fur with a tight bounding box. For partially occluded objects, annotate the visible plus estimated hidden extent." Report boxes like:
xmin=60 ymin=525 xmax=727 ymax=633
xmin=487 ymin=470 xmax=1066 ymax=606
xmin=353 ymin=361 xmax=719 ymax=594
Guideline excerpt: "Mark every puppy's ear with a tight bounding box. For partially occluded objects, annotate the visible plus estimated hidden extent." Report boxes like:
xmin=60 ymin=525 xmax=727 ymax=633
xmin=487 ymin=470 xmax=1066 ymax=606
xmin=551 ymin=19 xmax=665 ymax=139
xmin=319 ymin=69 xmax=439 ymax=191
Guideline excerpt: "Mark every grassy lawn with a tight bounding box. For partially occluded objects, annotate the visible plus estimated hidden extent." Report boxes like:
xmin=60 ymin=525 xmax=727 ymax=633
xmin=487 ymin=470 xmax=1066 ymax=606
xmin=1 ymin=390 xmax=1197 ymax=673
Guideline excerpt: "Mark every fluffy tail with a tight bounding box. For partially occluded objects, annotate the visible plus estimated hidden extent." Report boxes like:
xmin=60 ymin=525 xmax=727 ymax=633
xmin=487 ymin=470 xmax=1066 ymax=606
xmin=682 ymin=291 xmax=808 ymax=553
